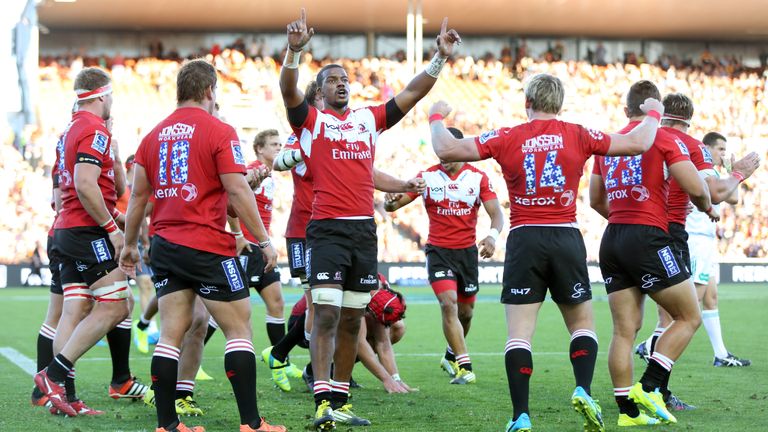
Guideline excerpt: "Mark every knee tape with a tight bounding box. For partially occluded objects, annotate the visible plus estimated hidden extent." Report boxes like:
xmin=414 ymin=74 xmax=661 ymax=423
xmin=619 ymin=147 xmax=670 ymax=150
xmin=62 ymin=283 xmax=93 ymax=302
xmin=311 ymin=288 xmax=343 ymax=307
xmin=341 ymin=291 xmax=372 ymax=309
xmin=93 ymin=280 xmax=130 ymax=302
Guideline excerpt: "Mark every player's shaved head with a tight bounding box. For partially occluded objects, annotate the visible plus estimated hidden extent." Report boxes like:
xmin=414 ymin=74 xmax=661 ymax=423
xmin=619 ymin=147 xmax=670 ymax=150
xmin=626 ymin=80 xmax=661 ymax=118
xmin=177 ymin=59 xmax=217 ymax=104
xmin=524 ymin=74 xmax=564 ymax=114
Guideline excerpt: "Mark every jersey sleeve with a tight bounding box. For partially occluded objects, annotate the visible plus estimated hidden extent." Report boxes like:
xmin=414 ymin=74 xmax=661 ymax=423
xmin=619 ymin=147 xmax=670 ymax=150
xmin=578 ymin=125 xmax=612 ymax=156
xmin=367 ymin=102 xmax=389 ymax=133
xmin=75 ymin=126 xmax=111 ymax=166
xmin=474 ymin=128 xmax=506 ymax=160
xmin=214 ymin=125 xmax=248 ymax=175
xmin=479 ymin=172 xmax=497 ymax=202
xmin=284 ymin=133 xmax=299 ymax=150
xmin=405 ymin=171 xmax=424 ymax=199
xmin=664 ymin=135 xmax=693 ymax=166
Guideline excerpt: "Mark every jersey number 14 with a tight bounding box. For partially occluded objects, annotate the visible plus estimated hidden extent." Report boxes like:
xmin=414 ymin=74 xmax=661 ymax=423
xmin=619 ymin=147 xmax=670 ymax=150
xmin=524 ymin=151 xmax=565 ymax=195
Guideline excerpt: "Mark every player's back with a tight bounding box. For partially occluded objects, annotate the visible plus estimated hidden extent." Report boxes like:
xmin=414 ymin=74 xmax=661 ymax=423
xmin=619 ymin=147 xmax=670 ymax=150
xmin=662 ymin=127 xmax=713 ymax=227
xmin=595 ymin=123 xmax=690 ymax=231
xmin=476 ymin=119 xmax=611 ymax=227
xmin=136 ymin=107 xmax=246 ymax=256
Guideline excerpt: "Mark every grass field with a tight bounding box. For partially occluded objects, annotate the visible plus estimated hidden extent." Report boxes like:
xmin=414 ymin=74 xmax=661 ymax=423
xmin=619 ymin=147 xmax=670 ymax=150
xmin=0 ymin=283 xmax=766 ymax=431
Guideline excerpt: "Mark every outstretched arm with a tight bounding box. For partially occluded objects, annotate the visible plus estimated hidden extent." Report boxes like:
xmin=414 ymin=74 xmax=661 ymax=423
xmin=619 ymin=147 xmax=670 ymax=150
xmin=374 ymin=169 xmax=426 ymax=194
xmin=279 ymin=8 xmax=315 ymax=111
xmin=605 ymin=98 xmax=664 ymax=156
xmin=428 ymin=101 xmax=481 ymax=162
xmin=392 ymin=18 xmax=461 ymax=115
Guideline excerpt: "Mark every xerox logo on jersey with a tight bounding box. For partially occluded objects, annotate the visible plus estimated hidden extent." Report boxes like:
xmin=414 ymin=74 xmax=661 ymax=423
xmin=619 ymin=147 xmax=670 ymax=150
xmin=155 ymin=187 xmax=179 ymax=199
xmin=514 ymin=196 xmax=556 ymax=206
xmin=91 ymin=238 xmax=111 ymax=263
xmin=657 ymin=246 xmax=681 ymax=277
xmin=631 ymin=185 xmax=650 ymax=202
xmin=91 ymin=131 xmax=109 ymax=154
xmin=478 ymin=129 xmax=498 ymax=144
xmin=221 ymin=258 xmax=245 ymax=291
xmin=231 ymin=141 xmax=246 ymax=166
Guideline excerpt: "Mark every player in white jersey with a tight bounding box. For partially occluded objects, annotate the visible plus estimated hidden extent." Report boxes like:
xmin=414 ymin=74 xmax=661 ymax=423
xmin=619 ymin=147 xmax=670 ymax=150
xmin=687 ymin=132 xmax=759 ymax=367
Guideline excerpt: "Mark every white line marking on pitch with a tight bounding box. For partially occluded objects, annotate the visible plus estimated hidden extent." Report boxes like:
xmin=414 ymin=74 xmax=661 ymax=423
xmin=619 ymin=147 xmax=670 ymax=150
xmin=0 ymin=347 xmax=36 ymax=375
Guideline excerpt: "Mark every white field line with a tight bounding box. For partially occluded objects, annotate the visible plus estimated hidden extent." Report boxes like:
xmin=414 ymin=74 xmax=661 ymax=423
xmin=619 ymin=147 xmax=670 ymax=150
xmin=0 ymin=346 xmax=36 ymax=375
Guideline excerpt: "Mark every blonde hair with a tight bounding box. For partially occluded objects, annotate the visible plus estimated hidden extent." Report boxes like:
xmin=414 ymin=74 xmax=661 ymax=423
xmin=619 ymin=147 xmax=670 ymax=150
xmin=524 ymin=73 xmax=564 ymax=114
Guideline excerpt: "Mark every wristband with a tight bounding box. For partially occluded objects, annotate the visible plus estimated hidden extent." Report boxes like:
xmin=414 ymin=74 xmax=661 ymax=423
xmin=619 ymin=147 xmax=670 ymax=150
xmin=100 ymin=218 xmax=119 ymax=234
xmin=647 ymin=110 xmax=661 ymax=122
xmin=425 ymin=53 xmax=447 ymax=78
xmin=706 ymin=206 xmax=714 ymax=214
xmin=258 ymin=239 xmax=271 ymax=249
xmin=731 ymin=171 xmax=745 ymax=183
xmin=283 ymin=47 xmax=301 ymax=69
xmin=487 ymin=228 xmax=500 ymax=242
xmin=232 ymin=231 xmax=245 ymax=239
xmin=428 ymin=114 xmax=444 ymax=123
xmin=111 ymin=208 xmax=122 ymax=219
xmin=392 ymin=374 xmax=401 ymax=382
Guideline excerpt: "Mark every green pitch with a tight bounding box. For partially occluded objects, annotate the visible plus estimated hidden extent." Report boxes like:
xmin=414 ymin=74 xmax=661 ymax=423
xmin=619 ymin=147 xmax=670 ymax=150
xmin=1 ymin=283 xmax=765 ymax=431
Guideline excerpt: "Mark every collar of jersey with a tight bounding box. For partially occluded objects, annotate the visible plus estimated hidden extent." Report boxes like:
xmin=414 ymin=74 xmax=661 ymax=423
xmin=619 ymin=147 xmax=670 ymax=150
xmin=438 ymin=163 xmax=466 ymax=181
xmin=322 ymin=107 xmax=351 ymax=120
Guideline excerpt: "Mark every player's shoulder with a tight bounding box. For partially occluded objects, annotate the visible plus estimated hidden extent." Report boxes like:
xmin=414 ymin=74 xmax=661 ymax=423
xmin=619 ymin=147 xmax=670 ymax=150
xmin=461 ymin=163 xmax=485 ymax=175
xmin=424 ymin=164 xmax=442 ymax=173
xmin=247 ymin=159 xmax=264 ymax=170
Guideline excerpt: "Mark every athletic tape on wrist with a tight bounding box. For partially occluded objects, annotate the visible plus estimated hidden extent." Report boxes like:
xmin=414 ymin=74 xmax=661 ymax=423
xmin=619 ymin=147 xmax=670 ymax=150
xmin=425 ymin=53 xmax=447 ymax=78
xmin=283 ymin=48 xmax=301 ymax=69
xmin=487 ymin=228 xmax=500 ymax=241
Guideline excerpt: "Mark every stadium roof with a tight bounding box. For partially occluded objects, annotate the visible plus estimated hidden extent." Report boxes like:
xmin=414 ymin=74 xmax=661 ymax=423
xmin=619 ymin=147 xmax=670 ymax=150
xmin=38 ymin=0 xmax=768 ymax=40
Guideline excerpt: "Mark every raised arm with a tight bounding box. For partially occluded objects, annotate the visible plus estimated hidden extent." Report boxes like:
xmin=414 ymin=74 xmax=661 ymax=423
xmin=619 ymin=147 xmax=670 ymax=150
xmin=706 ymin=152 xmax=760 ymax=204
xmin=374 ymin=169 xmax=426 ymax=194
xmin=279 ymin=8 xmax=314 ymax=110
xmin=604 ymin=98 xmax=665 ymax=156
xmin=428 ymin=101 xmax=481 ymax=162
xmin=392 ymin=18 xmax=461 ymax=114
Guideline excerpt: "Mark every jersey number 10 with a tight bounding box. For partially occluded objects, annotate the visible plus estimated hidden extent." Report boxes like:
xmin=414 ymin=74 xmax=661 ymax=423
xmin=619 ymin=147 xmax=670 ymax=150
xmin=158 ymin=140 xmax=190 ymax=185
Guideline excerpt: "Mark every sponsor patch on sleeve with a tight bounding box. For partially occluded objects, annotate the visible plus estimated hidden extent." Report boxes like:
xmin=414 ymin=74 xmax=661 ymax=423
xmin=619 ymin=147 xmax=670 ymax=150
xmin=478 ymin=129 xmax=499 ymax=144
xmin=231 ymin=140 xmax=246 ymax=166
xmin=675 ymin=138 xmax=690 ymax=156
xmin=701 ymin=146 xmax=713 ymax=164
xmin=91 ymin=130 xmax=109 ymax=154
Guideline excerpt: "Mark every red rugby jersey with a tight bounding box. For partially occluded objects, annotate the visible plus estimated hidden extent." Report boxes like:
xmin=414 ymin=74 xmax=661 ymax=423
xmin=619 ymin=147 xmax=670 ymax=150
xmin=55 ymin=111 xmax=117 ymax=229
xmin=290 ymin=103 xmax=390 ymax=220
xmin=135 ymin=107 xmax=246 ymax=256
xmin=475 ymin=119 xmax=612 ymax=228
xmin=593 ymin=122 xmax=691 ymax=231
xmin=406 ymin=163 xmax=496 ymax=249
xmin=661 ymin=127 xmax=714 ymax=226
xmin=241 ymin=159 xmax=274 ymax=241
xmin=283 ymin=133 xmax=314 ymax=238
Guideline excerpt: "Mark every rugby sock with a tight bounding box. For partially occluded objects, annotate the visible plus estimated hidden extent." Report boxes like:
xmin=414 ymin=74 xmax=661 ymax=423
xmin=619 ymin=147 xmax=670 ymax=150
xmin=702 ymin=309 xmax=729 ymax=358
xmin=455 ymin=353 xmax=473 ymax=372
xmin=614 ymin=387 xmax=640 ymax=417
xmin=152 ymin=343 xmax=181 ymax=429
xmin=136 ymin=315 xmax=151 ymax=331
xmin=313 ymin=380 xmax=333 ymax=406
xmin=330 ymin=380 xmax=350 ymax=409
xmin=272 ymin=313 xmax=306 ymax=363
xmin=265 ymin=315 xmax=286 ymax=346
xmin=649 ymin=327 xmax=665 ymax=355
xmin=175 ymin=380 xmax=195 ymax=400
xmin=107 ymin=318 xmax=133 ymax=384
xmin=65 ymin=368 xmax=77 ymax=402
xmin=505 ymin=339 xmax=533 ymax=420
xmin=224 ymin=339 xmax=260 ymax=427
xmin=37 ymin=324 xmax=56 ymax=372
xmin=444 ymin=346 xmax=456 ymax=362
xmin=47 ymin=353 xmax=73 ymax=383
xmin=203 ymin=316 xmax=219 ymax=345
xmin=569 ymin=329 xmax=598 ymax=395
xmin=641 ymin=352 xmax=674 ymax=392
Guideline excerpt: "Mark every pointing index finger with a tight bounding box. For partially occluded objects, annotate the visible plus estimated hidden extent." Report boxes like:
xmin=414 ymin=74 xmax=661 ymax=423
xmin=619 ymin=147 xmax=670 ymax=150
xmin=440 ymin=17 xmax=448 ymax=34
xmin=301 ymin=8 xmax=306 ymax=23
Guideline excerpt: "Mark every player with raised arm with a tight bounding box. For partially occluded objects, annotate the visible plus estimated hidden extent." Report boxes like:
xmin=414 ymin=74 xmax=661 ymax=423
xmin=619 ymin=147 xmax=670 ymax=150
xmin=119 ymin=59 xmax=284 ymax=432
xmin=589 ymin=81 xmax=718 ymax=427
xmin=428 ymin=73 xmax=665 ymax=432
xmin=35 ymin=68 xmax=146 ymax=417
xmin=384 ymin=127 xmax=504 ymax=385
xmin=279 ymin=8 xmax=460 ymax=430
